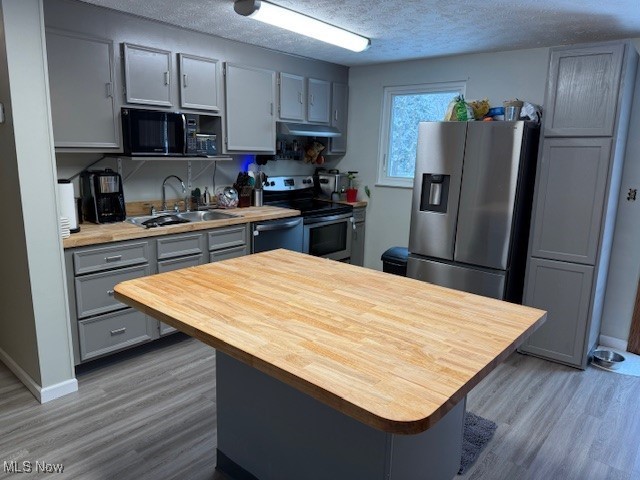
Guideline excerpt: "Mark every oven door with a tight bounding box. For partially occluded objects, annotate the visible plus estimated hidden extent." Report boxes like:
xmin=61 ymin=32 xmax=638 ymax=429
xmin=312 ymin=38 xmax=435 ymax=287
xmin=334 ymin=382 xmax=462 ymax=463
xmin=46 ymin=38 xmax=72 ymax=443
xmin=122 ymin=108 xmax=186 ymax=156
xmin=303 ymin=213 xmax=353 ymax=261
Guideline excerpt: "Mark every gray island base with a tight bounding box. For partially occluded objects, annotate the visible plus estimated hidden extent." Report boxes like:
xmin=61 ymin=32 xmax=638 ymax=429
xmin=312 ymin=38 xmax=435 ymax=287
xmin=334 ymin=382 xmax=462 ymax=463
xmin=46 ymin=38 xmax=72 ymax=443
xmin=216 ymin=351 xmax=466 ymax=480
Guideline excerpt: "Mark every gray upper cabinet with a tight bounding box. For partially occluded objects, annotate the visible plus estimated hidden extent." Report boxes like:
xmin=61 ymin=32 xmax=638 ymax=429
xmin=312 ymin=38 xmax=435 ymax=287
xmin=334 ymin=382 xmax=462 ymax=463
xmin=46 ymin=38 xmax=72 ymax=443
xmin=530 ymin=137 xmax=612 ymax=264
xmin=328 ymin=82 xmax=348 ymax=154
xmin=46 ymin=29 xmax=119 ymax=148
xmin=522 ymin=258 xmax=594 ymax=367
xmin=224 ymin=63 xmax=276 ymax=152
xmin=307 ymin=78 xmax=331 ymax=124
xmin=545 ymin=43 xmax=624 ymax=136
xmin=123 ymin=43 xmax=172 ymax=107
xmin=179 ymin=53 xmax=220 ymax=112
xmin=278 ymin=72 xmax=305 ymax=121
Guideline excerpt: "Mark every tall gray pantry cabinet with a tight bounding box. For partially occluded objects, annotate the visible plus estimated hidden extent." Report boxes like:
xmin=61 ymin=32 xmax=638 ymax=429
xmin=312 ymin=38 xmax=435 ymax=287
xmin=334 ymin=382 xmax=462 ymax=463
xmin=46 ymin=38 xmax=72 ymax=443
xmin=520 ymin=42 xmax=639 ymax=368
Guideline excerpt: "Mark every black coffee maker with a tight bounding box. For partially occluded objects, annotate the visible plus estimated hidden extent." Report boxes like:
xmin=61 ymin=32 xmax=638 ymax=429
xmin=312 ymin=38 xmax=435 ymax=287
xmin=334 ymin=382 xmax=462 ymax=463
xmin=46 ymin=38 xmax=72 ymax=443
xmin=80 ymin=169 xmax=126 ymax=223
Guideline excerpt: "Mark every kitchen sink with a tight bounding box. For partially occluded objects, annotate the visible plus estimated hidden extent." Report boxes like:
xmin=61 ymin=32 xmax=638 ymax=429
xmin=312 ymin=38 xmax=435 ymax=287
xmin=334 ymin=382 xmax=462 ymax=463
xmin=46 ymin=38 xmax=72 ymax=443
xmin=176 ymin=210 xmax=237 ymax=222
xmin=127 ymin=210 xmax=237 ymax=228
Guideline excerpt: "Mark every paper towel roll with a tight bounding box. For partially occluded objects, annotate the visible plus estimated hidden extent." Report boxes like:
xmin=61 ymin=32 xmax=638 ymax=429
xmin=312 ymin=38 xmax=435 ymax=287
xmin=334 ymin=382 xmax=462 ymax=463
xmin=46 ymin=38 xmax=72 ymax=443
xmin=58 ymin=180 xmax=79 ymax=233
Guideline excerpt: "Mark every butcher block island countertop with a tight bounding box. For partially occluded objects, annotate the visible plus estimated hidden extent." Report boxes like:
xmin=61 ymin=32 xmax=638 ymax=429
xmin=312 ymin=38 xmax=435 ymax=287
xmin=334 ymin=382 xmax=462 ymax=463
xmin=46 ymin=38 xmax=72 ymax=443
xmin=62 ymin=206 xmax=300 ymax=248
xmin=114 ymin=249 xmax=546 ymax=435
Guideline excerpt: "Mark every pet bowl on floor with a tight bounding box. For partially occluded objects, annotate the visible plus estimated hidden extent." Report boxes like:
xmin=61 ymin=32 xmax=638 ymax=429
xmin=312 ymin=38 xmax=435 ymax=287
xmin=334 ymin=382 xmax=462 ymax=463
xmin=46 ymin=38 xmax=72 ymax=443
xmin=592 ymin=349 xmax=625 ymax=370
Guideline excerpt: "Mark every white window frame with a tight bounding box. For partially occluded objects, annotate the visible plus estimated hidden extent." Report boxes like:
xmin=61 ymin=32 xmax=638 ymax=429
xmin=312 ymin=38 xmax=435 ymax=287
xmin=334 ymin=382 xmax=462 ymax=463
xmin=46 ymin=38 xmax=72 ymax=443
xmin=377 ymin=81 xmax=466 ymax=188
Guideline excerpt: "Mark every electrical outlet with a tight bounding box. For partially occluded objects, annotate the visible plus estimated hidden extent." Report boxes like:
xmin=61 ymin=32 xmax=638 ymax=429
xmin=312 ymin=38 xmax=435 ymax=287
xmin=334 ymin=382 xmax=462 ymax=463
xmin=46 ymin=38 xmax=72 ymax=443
xmin=627 ymin=188 xmax=637 ymax=201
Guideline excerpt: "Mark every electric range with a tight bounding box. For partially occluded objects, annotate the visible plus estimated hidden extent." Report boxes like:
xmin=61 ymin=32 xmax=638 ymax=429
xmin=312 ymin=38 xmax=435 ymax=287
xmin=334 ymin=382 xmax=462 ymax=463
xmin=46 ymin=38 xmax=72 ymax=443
xmin=263 ymin=175 xmax=354 ymax=261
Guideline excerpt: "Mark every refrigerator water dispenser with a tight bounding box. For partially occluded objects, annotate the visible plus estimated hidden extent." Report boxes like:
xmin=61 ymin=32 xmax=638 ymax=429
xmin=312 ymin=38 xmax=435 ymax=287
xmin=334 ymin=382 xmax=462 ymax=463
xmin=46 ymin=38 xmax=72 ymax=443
xmin=420 ymin=174 xmax=450 ymax=213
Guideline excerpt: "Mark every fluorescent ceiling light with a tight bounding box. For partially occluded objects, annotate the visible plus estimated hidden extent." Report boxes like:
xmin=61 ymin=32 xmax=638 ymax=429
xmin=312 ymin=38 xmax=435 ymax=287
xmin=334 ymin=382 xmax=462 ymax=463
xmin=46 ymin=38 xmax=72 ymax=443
xmin=234 ymin=0 xmax=370 ymax=53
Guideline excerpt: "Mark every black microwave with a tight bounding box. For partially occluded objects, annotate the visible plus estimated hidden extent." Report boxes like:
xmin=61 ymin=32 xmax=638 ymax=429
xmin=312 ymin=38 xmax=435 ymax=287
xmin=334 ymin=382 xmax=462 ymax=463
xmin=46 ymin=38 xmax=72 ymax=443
xmin=121 ymin=108 xmax=198 ymax=156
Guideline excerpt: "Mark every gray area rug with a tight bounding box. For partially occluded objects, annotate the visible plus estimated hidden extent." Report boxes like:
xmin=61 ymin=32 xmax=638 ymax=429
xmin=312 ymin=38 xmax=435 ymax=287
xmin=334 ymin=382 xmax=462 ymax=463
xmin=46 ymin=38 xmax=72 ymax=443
xmin=458 ymin=411 xmax=498 ymax=474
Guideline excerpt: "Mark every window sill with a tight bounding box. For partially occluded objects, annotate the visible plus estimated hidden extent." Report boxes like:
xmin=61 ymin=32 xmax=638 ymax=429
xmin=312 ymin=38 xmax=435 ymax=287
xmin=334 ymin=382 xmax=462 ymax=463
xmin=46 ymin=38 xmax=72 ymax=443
xmin=374 ymin=182 xmax=414 ymax=189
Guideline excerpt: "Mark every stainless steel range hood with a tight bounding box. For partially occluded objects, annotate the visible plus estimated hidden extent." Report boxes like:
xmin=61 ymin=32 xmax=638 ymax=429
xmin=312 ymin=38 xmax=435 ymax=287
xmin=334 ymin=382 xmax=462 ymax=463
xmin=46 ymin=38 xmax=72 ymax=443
xmin=277 ymin=122 xmax=342 ymax=137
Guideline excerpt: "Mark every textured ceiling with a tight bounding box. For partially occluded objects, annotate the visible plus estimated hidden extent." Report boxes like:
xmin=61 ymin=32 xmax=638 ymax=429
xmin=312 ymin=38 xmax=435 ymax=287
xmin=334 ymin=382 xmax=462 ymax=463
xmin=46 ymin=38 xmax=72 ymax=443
xmin=78 ymin=0 xmax=640 ymax=66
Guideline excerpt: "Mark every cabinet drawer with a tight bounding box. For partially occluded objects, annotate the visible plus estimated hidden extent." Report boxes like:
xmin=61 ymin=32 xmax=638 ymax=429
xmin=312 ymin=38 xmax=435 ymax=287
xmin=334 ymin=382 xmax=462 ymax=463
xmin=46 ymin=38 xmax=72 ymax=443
xmin=78 ymin=308 xmax=155 ymax=361
xmin=75 ymin=264 xmax=150 ymax=319
xmin=353 ymin=208 xmax=366 ymax=223
xmin=158 ymin=253 xmax=203 ymax=273
xmin=209 ymin=245 xmax=247 ymax=263
xmin=73 ymin=242 xmax=149 ymax=275
xmin=208 ymin=225 xmax=247 ymax=251
xmin=157 ymin=233 xmax=203 ymax=260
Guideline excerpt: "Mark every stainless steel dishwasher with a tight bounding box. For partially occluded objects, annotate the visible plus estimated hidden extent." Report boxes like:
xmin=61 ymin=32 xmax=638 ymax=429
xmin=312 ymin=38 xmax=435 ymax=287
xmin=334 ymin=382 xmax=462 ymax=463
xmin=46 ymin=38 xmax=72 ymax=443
xmin=252 ymin=217 xmax=304 ymax=253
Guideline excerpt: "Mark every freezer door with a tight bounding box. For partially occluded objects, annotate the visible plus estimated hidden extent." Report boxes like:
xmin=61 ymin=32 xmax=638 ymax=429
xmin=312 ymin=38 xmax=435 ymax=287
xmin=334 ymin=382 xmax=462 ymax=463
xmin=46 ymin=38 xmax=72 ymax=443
xmin=407 ymin=255 xmax=506 ymax=300
xmin=409 ymin=122 xmax=467 ymax=260
xmin=454 ymin=121 xmax=525 ymax=270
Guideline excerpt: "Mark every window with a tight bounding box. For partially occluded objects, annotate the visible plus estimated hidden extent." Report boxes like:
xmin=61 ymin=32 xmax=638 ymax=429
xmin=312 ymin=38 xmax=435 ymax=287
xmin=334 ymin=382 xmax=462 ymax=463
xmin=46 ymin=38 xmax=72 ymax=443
xmin=377 ymin=82 xmax=465 ymax=187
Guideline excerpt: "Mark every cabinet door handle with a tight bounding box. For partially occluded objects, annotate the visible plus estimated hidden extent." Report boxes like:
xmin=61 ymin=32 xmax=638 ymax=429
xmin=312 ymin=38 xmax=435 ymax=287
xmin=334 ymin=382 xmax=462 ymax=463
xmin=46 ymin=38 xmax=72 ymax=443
xmin=334 ymin=109 xmax=338 ymax=121
xmin=164 ymin=71 xmax=170 ymax=86
xmin=105 ymin=255 xmax=122 ymax=263
xmin=309 ymin=94 xmax=314 ymax=106
xmin=183 ymin=73 xmax=188 ymax=88
xmin=298 ymin=92 xmax=303 ymax=104
xmin=270 ymin=102 xmax=274 ymax=116
xmin=110 ymin=327 xmax=126 ymax=336
xmin=105 ymin=82 xmax=113 ymax=98
xmin=107 ymin=289 xmax=115 ymax=297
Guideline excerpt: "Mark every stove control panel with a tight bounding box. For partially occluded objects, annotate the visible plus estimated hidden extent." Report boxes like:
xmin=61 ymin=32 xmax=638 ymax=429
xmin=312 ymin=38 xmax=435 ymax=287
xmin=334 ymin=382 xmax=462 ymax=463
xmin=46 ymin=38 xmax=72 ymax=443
xmin=263 ymin=175 xmax=314 ymax=192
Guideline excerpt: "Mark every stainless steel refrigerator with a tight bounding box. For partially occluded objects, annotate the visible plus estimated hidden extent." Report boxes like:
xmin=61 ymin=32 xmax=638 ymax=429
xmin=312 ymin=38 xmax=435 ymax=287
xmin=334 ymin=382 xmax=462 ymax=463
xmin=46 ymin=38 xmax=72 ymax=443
xmin=407 ymin=121 xmax=539 ymax=302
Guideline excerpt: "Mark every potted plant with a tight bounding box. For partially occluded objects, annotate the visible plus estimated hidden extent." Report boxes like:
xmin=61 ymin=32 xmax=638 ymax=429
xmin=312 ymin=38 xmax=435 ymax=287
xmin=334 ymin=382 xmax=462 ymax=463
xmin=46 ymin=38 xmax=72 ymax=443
xmin=346 ymin=171 xmax=358 ymax=203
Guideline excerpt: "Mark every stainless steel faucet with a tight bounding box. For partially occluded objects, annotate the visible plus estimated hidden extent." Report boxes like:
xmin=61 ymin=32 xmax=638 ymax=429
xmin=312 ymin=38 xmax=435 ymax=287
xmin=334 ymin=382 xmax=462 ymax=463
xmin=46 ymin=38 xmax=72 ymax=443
xmin=161 ymin=175 xmax=188 ymax=212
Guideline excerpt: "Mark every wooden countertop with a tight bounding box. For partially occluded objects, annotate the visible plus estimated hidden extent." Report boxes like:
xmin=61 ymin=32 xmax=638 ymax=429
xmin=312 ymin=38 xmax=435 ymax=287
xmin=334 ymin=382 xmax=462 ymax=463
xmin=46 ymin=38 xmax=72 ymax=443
xmin=63 ymin=206 xmax=300 ymax=248
xmin=114 ymin=249 xmax=546 ymax=435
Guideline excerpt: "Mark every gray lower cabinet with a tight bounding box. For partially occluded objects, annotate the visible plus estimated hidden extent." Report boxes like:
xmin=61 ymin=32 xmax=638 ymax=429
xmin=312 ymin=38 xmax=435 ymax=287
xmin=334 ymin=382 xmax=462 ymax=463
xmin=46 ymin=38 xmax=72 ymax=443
xmin=351 ymin=207 xmax=366 ymax=266
xmin=75 ymin=264 xmax=150 ymax=319
xmin=521 ymin=259 xmax=594 ymax=366
xmin=155 ymin=232 xmax=206 ymax=336
xmin=157 ymin=253 xmax=204 ymax=335
xmin=46 ymin=29 xmax=119 ymax=149
xmin=209 ymin=225 xmax=249 ymax=261
xmin=66 ymin=238 xmax=155 ymax=364
xmin=78 ymin=309 xmax=155 ymax=362
xmin=65 ymin=224 xmax=250 ymax=364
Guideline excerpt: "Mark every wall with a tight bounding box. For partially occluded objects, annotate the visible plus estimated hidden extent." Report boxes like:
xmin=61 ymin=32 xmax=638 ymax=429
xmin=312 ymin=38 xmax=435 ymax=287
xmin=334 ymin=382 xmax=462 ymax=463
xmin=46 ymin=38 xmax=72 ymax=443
xmin=45 ymin=0 xmax=348 ymax=203
xmin=0 ymin=0 xmax=76 ymax=401
xmin=600 ymin=45 xmax=640 ymax=346
xmin=0 ymin=0 xmax=42 ymax=386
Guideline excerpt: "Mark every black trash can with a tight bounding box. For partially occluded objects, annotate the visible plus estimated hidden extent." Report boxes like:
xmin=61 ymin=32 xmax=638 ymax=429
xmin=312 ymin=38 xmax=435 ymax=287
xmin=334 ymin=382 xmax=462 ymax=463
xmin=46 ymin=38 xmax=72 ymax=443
xmin=381 ymin=247 xmax=409 ymax=277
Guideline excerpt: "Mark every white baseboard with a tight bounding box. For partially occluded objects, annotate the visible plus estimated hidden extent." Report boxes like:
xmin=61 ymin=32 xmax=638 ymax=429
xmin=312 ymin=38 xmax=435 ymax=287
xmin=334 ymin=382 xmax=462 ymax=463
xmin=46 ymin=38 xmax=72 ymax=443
xmin=599 ymin=334 xmax=629 ymax=352
xmin=0 ymin=346 xmax=77 ymax=403
xmin=39 ymin=378 xmax=78 ymax=403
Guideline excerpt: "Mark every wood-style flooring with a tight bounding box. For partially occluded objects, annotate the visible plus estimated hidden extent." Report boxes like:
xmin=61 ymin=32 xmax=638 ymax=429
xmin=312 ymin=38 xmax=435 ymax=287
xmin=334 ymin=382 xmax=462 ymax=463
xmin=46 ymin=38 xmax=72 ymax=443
xmin=1 ymin=335 xmax=639 ymax=479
